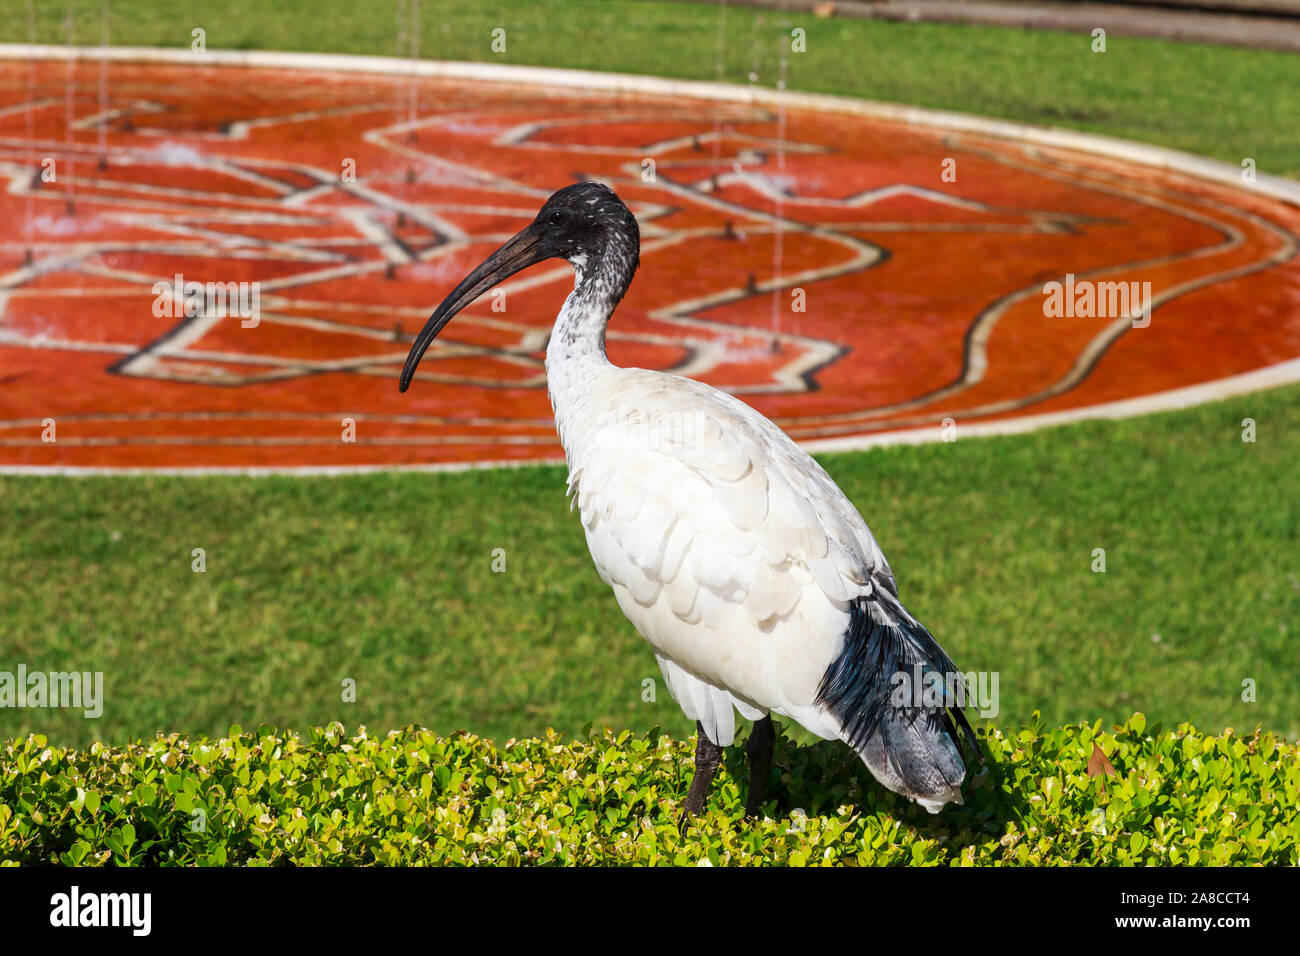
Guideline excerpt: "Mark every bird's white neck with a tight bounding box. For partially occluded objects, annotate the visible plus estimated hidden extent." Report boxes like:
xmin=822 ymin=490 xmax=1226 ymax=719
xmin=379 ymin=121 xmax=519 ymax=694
xmin=546 ymin=256 xmax=609 ymax=365
xmin=545 ymin=250 xmax=633 ymax=460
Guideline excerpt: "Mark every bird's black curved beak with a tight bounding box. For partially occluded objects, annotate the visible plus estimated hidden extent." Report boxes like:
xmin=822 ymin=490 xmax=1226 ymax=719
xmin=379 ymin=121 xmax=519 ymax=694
xmin=399 ymin=223 xmax=549 ymax=392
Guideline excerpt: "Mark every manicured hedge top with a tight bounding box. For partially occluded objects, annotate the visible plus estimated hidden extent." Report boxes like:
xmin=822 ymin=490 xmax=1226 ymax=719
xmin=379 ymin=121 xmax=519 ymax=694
xmin=1 ymin=714 xmax=1296 ymax=865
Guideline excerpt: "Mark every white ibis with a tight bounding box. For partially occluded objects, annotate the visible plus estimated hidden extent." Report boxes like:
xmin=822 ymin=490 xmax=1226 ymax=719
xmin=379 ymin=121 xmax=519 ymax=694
xmin=400 ymin=182 xmax=979 ymax=820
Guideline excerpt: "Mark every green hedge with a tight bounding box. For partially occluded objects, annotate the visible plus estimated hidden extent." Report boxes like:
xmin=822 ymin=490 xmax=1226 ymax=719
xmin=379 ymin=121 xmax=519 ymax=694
xmin=1 ymin=714 xmax=1296 ymax=865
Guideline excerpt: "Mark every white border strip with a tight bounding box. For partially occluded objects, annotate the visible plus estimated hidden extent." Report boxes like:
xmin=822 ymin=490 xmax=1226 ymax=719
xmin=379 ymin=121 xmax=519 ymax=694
xmin=1 ymin=45 xmax=1297 ymax=476
xmin=804 ymin=356 xmax=1300 ymax=453
xmin=4 ymin=357 xmax=1294 ymax=477
xmin=6 ymin=45 xmax=1299 ymax=203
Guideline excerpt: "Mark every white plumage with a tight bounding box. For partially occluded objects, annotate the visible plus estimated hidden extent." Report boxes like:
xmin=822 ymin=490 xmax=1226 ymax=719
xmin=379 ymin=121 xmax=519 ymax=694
xmin=563 ymin=366 xmax=880 ymax=748
xmin=401 ymin=181 xmax=977 ymax=819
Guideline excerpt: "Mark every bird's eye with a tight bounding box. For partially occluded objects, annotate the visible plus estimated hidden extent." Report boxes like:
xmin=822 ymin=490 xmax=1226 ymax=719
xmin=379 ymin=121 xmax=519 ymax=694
xmin=547 ymin=209 xmax=564 ymax=226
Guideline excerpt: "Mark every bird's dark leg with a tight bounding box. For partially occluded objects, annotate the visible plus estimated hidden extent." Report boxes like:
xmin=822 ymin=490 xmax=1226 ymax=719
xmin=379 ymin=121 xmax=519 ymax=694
xmin=679 ymin=721 xmax=723 ymax=827
xmin=744 ymin=715 xmax=775 ymax=818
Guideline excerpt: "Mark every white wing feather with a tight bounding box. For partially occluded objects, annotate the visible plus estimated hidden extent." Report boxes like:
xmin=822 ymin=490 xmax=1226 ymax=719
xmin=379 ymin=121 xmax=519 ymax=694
xmin=566 ymin=368 xmax=896 ymax=745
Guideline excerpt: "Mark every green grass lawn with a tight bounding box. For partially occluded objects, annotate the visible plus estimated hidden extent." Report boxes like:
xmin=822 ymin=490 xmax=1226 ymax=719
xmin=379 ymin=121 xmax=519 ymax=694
xmin=0 ymin=2 xmax=1297 ymax=750
xmin=3 ymin=384 xmax=1297 ymax=746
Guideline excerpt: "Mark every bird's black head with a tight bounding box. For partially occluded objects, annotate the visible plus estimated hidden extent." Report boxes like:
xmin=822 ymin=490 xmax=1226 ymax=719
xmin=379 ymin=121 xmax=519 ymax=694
xmin=399 ymin=181 xmax=639 ymax=392
xmin=530 ymin=181 xmax=640 ymax=266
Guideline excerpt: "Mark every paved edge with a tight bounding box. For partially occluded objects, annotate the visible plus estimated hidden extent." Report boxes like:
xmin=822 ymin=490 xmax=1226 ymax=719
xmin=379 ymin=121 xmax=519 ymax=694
xmin=2 ymin=44 xmax=1298 ymax=475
